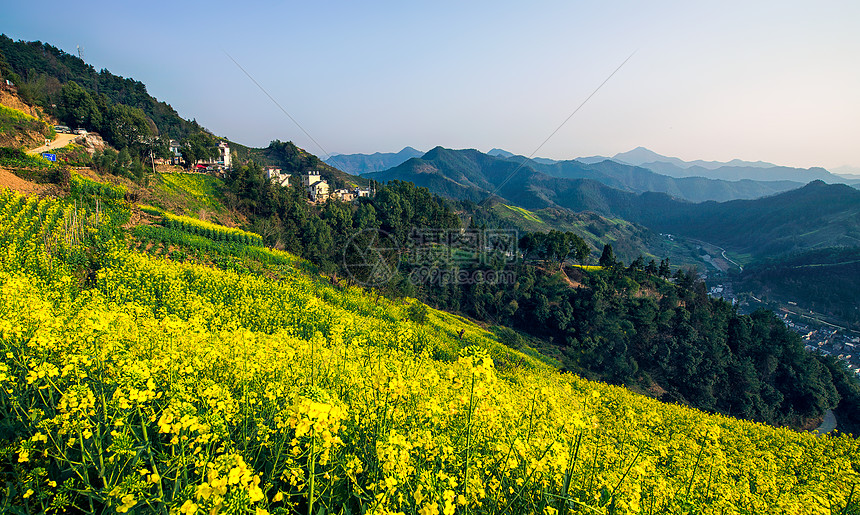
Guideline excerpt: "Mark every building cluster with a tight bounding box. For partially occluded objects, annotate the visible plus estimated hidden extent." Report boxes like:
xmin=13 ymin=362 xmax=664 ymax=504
xmin=706 ymin=282 xmax=737 ymax=305
xmin=783 ymin=315 xmax=860 ymax=376
xmin=264 ymin=168 xmax=371 ymax=203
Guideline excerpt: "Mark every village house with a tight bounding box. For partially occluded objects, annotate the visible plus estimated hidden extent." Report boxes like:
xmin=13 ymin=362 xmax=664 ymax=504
xmin=332 ymin=188 xmax=355 ymax=202
xmin=309 ymin=180 xmax=330 ymax=202
xmin=168 ymin=140 xmax=183 ymax=166
xmin=217 ymin=141 xmax=231 ymax=169
xmin=265 ymin=167 xmax=291 ymax=187
xmin=302 ymin=171 xmax=330 ymax=202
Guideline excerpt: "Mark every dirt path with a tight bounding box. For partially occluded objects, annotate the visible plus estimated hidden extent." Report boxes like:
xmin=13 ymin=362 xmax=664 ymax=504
xmin=27 ymin=133 xmax=77 ymax=155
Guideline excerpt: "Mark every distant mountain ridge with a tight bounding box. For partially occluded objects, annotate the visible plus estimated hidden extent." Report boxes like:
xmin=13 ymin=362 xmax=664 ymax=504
xmin=366 ymin=147 xmax=860 ymax=260
xmin=483 ymin=145 xmax=851 ymax=186
xmin=612 ymin=147 xmax=777 ymax=170
xmin=610 ymin=146 xmax=850 ymax=184
xmin=367 ymin=146 xmax=805 ymax=204
xmin=324 ymin=146 xmax=423 ymax=174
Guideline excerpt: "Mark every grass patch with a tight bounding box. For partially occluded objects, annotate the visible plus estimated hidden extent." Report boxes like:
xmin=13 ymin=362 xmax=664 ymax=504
xmin=148 ymin=172 xmax=235 ymax=223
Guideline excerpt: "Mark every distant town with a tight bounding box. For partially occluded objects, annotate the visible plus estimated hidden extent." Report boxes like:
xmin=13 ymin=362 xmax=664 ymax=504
xmin=706 ymin=280 xmax=860 ymax=378
xmin=792 ymin=318 xmax=860 ymax=376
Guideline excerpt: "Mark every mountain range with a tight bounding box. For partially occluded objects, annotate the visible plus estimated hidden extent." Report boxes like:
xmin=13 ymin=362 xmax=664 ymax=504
xmin=530 ymin=146 xmax=854 ymax=184
xmin=362 ymin=145 xmax=795 ymax=206
xmin=364 ymin=147 xmax=860 ymax=260
xmin=332 ymin=145 xmax=858 ymax=199
xmin=324 ymin=146 xmax=423 ymax=174
xmin=611 ymin=146 xmax=778 ymax=170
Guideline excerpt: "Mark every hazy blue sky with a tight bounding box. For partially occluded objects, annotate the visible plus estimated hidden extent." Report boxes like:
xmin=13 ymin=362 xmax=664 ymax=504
xmin=4 ymin=1 xmax=859 ymax=169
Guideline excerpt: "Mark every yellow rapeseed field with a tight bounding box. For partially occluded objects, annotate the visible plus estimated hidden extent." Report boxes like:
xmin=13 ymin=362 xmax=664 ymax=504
xmin=0 ymin=189 xmax=858 ymax=514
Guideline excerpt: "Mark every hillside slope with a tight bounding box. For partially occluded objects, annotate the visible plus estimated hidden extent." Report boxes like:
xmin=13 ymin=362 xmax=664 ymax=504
xmin=1 ymin=187 xmax=858 ymax=514
xmin=0 ymin=34 xmax=197 ymax=141
xmin=640 ymin=181 xmax=860 ymax=257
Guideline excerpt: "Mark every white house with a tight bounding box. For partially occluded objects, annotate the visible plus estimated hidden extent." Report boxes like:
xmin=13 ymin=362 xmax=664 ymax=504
xmin=301 ymin=171 xmax=330 ymax=202
xmin=309 ymin=180 xmax=330 ymax=202
xmin=265 ymin=168 xmax=291 ymax=187
xmin=302 ymin=172 xmax=322 ymax=188
xmin=168 ymin=140 xmax=183 ymax=165
xmin=218 ymin=141 xmax=231 ymax=169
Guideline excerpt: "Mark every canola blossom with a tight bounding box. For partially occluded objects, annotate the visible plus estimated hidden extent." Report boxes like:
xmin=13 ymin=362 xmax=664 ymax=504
xmin=0 ymin=188 xmax=858 ymax=514
xmin=139 ymin=203 xmax=264 ymax=247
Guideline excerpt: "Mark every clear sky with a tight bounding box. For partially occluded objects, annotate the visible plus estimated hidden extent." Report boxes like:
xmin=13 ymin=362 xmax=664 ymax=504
xmin=4 ymin=0 xmax=859 ymax=170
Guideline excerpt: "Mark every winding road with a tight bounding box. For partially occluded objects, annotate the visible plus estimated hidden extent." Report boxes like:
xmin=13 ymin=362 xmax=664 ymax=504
xmin=720 ymin=249 xmax=743 ymax=272
xmin=684 ymin=237 xmax=743 ymax=272
xmin=27 ymin=133 xmax=77 ymax=155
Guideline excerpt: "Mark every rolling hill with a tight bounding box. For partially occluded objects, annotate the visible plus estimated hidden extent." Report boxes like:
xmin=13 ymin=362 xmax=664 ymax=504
xmin=637 ymin=180 xmax=860 ymax=257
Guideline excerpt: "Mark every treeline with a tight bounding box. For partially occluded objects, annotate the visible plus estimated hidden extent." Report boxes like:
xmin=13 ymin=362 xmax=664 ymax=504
xmin=217 ymin=163 xmax=858 ymax=431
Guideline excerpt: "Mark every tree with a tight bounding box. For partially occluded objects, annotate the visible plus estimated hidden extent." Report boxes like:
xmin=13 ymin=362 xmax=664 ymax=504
xmin=598 ymin=244 xmax=618 ymax=269
xmin=180 ymin=132 xmax=219 ymax=169
xmin=568 ymin=233 xmax=590 ymax=266
xmin=518 ymin=233 xmax=541 ymax=263
xmin=104 ymin=103 xmax=153 ymax=152
xmin=658 ymin=258 xmax=671 ymax=278
xmin=543 ymin=231 xmax=569 ymax=269
xmin=57 ymin=81 xmax=102 ymax=131
xmin=374 ymin=187 xmax=405 ymax=241
xmin=355 ymin=203 xmax=379 ymax=230
xmin=302 ymin=214 xmax=334 ymax=269
xmin=646 ymin=259 xmax=658 ymax=276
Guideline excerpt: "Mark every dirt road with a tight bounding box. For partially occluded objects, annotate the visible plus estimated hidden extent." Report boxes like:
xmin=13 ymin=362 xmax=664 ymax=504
xmin=27 ymin=133 xmax=77 ymax=155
